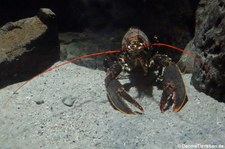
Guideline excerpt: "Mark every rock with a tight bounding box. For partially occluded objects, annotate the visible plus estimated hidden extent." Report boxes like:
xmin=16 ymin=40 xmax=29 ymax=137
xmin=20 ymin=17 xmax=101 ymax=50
xmin=0 ymin=8 xmax=59 ymax=88
xmin=37 ymin=8 xmax=57 ymax=25
xmin=59 ymin=30 xmax=122 ymax=70
xmin=62 ymin=96 xmax=76 ymax=107
xmin=35 ymin=99 xmax=45 ymax=105
xmin=180 ymin=0 xmax=225 ymax=101
xmin=177 ymin=39 xmax=198 ymax=73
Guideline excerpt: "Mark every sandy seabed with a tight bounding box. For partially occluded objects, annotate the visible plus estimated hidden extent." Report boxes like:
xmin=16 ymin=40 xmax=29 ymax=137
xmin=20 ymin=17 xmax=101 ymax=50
xmin=0 ymin=62 xmax=225 ymax=149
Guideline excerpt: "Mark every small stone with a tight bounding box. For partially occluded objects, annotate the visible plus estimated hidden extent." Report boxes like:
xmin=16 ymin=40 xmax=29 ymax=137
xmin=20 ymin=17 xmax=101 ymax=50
xmin=62 ymin=96 xmax=75 ymax=107
xmin=37 ymin=8 xmax=56 ymax=24
xmin=35 ymin=100 xmax=44 ymax=105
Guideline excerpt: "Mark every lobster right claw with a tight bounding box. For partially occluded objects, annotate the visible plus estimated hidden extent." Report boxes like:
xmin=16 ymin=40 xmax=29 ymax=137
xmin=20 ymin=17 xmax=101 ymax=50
xmin=160 ymin=63 xmax=188 ymax=113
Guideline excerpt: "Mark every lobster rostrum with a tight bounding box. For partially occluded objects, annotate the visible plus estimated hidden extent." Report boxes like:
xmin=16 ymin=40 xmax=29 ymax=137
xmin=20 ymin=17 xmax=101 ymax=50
xmin=8 ymin=27 xmax=203 ymax=115
xmin=104 ymin=27 xmax=188 ymax=115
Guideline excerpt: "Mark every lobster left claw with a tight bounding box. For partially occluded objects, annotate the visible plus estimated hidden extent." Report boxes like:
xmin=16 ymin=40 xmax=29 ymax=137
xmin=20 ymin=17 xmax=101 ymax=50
xmin=105 ymin=63 xmax=144 ymax=115
xmin=160 ymin=62 xmax=188 ymax=113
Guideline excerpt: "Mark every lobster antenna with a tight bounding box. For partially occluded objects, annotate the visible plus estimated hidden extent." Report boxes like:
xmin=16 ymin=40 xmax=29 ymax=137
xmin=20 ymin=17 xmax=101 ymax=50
xmin=5 ymin=42 xmax=203 ymax=107
xmin=5 ymin=49 xmax=120 ymax=106
xmin=151 ymin=43 xmax=204 ymax=66
xmin=9 ymin=43 xmax=201 ymax=95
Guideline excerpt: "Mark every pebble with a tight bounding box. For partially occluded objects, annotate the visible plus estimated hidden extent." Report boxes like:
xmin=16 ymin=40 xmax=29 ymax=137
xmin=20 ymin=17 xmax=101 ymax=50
xmin=62 ymin=96 xmax=75 ymax=107
xmin=35 ymin=99 xmax=44 ymax=105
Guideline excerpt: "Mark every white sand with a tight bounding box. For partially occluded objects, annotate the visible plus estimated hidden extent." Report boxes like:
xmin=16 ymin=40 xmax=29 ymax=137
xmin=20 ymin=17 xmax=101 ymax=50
xmin=0 ymin=62 xmax=224 ymax=149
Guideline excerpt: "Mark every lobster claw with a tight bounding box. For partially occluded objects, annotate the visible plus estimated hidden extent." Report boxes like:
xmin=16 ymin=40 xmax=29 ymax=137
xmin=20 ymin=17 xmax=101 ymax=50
xmin=160 ymin=63 xmax=188 ymax=113
xmin=105 ymin=63 xmax=144 ymax=115
xmin=106 ymin=79 xmax=144 ymax=115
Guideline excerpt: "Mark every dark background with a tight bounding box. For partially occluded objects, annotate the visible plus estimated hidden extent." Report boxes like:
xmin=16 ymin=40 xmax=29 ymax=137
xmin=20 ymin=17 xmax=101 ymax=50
xmin=0 ymin=0 xmax=199 ymax=33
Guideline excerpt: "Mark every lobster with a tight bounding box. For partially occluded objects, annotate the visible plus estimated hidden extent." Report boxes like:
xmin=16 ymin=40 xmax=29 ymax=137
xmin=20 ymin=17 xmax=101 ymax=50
xmin=6 ymin=27 xmax=202 ymax=115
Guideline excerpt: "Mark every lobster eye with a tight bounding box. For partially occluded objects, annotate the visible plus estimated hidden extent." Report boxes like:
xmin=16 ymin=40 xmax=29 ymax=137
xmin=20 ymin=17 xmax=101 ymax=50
xmin=126 ymin=39 xmax=145 ymax=54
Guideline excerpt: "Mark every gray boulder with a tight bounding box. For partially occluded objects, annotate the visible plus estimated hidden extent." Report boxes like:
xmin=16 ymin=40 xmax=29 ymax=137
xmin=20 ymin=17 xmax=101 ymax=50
xmin=0 ymin=8 xmax=59 ymax=88
xmin=178 ymin=0 xmax=225 ymax=101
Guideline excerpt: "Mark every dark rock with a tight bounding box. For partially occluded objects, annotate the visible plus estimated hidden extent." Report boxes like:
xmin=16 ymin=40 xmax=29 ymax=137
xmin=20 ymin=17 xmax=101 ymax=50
xmin=0 ymin=8 xmax=59 ymax=88
xmin=181 ymin=0 xmax=225 ymax=101
xmin=35 ymin=99 xmax=45 ymax=105
xmin=59 ymin=30 xmax=122 ymax=70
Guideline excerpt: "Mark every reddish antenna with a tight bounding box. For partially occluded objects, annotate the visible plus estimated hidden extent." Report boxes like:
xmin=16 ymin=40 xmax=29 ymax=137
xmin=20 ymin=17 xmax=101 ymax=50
xmin=4 ymin=49 xmax=121 ymax=106
xmin=14 ymin=50 xmax=121 ymax=94
xmin=151 ymin=43 xmax=203 ymax=65
xmin=5 ymin=42 xmax=204 ymax=106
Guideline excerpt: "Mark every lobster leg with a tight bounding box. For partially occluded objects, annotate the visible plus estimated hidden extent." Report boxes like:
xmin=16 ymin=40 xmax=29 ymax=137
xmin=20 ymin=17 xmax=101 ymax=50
xmin=105 ymin=63 xmax=144 ymax=115
xmin=160 ymin=62 xmax=188 ymax=113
